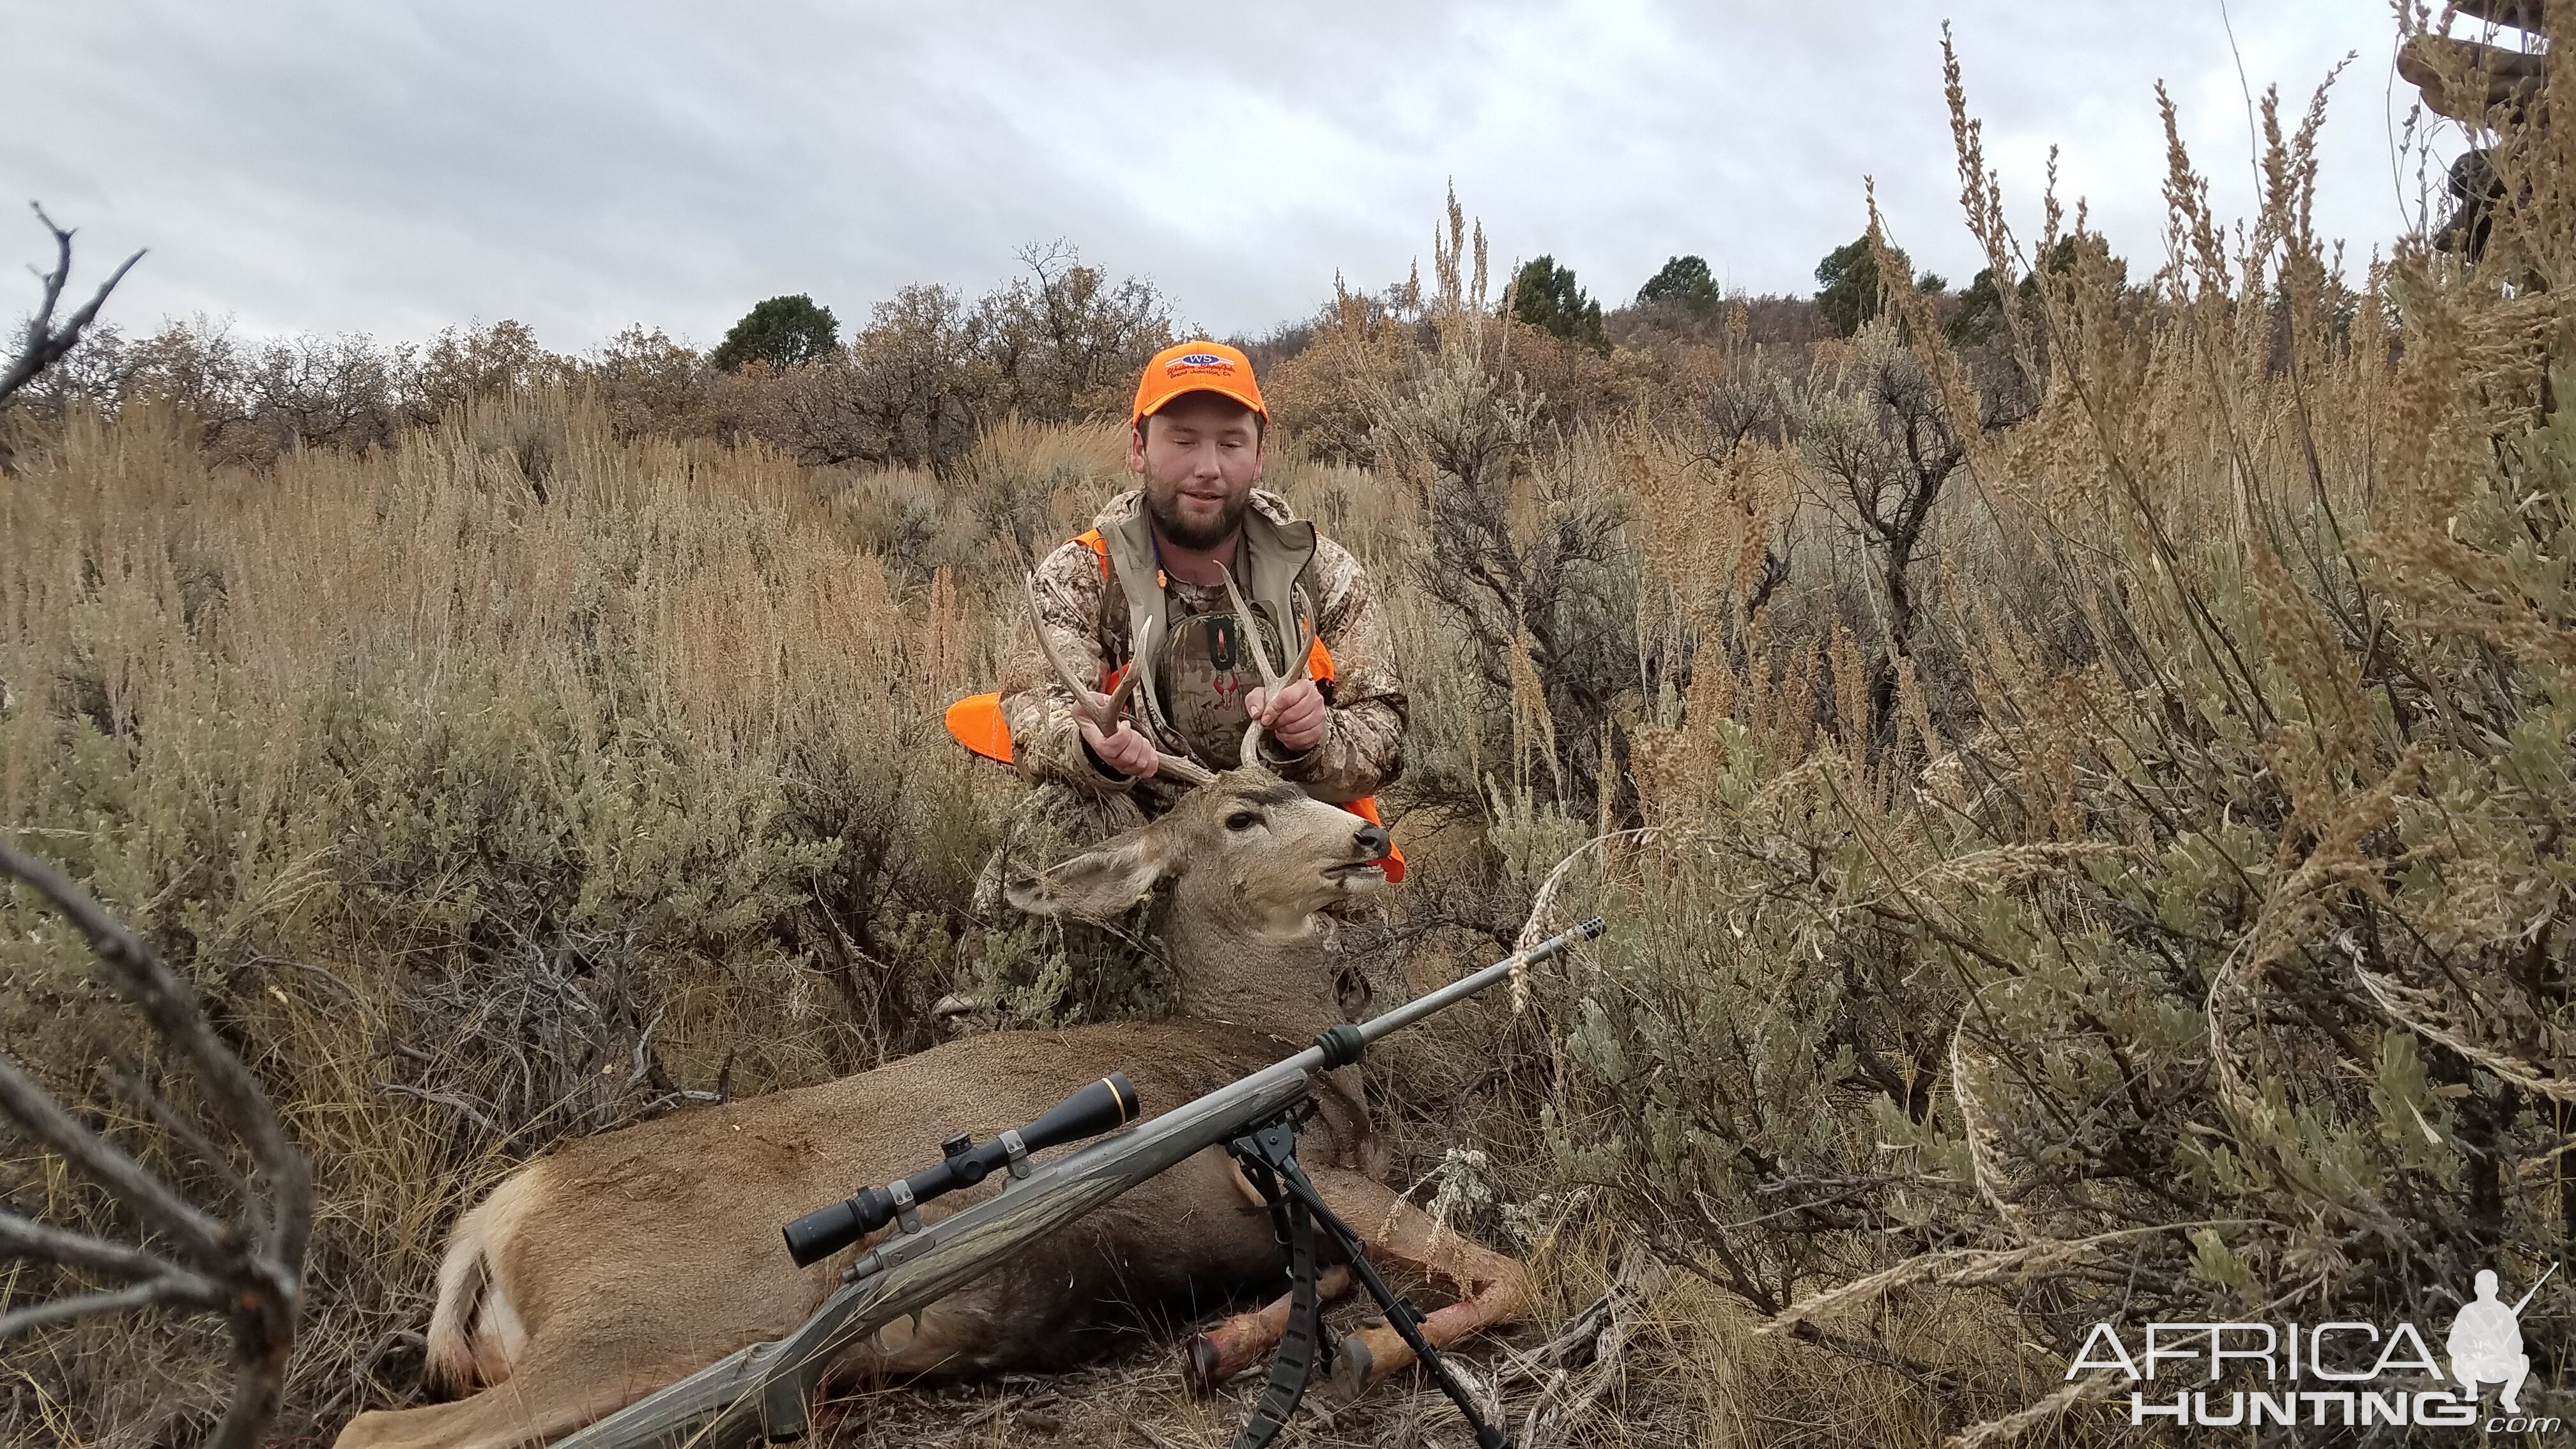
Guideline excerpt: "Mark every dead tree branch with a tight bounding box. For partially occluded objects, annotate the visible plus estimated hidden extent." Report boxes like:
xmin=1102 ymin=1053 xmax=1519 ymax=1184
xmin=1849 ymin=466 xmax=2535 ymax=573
xmin=0 ymin=834 xmax=309 ymax=1449
xmin=0 ymin=203 xmax=144 ymax=411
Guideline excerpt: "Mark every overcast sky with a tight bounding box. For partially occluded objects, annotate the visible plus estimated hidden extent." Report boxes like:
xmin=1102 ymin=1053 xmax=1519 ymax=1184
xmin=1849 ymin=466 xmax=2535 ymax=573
xmin=0 ymin=2 xmax=2476 ymax=352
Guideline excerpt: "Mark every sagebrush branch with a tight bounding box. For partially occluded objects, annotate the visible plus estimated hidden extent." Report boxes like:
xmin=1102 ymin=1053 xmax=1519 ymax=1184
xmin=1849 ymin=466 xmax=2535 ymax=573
xmin=0 ymin=1051 xmax=237 ymax=1261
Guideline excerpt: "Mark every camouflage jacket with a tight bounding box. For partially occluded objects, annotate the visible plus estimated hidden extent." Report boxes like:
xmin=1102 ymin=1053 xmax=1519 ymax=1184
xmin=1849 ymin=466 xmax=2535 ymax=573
xmin=997 ymin=489 xmax=1406 ymax=810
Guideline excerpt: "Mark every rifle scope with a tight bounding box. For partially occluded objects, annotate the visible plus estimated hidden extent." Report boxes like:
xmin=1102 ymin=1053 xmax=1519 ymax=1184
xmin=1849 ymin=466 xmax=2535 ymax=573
xmin=781 ymin=1071 xmax=1141 ymax=1268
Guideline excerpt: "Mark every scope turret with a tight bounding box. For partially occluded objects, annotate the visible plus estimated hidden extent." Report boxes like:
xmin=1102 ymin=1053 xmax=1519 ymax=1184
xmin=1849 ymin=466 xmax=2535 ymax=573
xmin=781 ymin=1072 xmax=1141 ymax=1268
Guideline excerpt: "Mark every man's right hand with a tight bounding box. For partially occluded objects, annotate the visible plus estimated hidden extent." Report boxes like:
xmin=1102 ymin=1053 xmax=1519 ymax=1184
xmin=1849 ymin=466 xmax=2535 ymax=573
xmin=1078 ymin=716 xmax=1160 ymax=779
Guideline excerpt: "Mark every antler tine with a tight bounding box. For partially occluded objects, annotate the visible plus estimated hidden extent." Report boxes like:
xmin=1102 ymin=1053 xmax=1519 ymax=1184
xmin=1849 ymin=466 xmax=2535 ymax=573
xmin=1215 ymin=562 xmax=1287 ymax=692
xmin=1103 ymin=611 xmax=1154 ymax=717
xmin=1025 ymin=570 xmax=1117 ymax=732
xmin=1219 ymin=565 xmax=1324 ymax=767
xmin=1218 ymin=562 xmax=1279 ymax=767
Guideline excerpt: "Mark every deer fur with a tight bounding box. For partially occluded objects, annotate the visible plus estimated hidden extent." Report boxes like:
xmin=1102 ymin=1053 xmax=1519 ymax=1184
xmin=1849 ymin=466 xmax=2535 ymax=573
xmin=332 ymin=766 xmax=1526 ymax=1449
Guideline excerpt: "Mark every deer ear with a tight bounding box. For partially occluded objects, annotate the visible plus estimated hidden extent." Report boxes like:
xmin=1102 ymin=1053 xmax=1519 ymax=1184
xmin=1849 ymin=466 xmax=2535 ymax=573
xmin=1006 ymin=822 xmax=1183 ymax=919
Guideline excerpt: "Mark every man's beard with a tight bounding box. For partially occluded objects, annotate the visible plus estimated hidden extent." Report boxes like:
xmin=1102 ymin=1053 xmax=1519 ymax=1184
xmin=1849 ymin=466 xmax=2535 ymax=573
xmin=1145 ymin=484 xmax=1250 ymax=551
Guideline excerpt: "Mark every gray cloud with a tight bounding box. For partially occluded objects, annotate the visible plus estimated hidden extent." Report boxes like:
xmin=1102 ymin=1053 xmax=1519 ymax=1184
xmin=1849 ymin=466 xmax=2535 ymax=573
xmin=0 ymin=1 xmax=2444 ymax=349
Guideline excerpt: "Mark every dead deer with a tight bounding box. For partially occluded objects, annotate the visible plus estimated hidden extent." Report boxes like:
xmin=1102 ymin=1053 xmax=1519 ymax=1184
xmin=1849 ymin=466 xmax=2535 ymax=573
xmin=334 ymin=596 xmax=1524 ymax=1449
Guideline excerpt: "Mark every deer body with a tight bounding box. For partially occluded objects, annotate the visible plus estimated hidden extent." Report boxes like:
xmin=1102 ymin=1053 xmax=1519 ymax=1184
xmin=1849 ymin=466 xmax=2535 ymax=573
xmin=333 ymin=770 xmax=1526 ymax=1449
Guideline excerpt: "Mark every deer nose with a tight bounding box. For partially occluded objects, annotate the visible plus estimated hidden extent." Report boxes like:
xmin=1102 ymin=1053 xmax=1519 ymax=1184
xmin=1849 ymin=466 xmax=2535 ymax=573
xmin=1353 ymin=824 xmax=1390 ymax=858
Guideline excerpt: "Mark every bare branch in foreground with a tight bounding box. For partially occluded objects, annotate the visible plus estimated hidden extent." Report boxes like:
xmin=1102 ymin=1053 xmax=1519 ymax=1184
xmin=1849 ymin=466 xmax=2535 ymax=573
xmin=0 ymin=1274 xmax=221 ymax=1341
xmin=0 ymin=1208 xmax=187 ymax=1280
xmin=0 ymin=203 xmax=144 ymax=411
xmin=0 ymin=834 xmax=309 ymax=1449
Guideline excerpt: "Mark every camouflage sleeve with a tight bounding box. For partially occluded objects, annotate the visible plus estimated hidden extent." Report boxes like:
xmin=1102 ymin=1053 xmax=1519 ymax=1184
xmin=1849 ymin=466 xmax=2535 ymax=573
xmin=1261 ymin=535 xmax=1406 ymax=803
xmin=998 ymin=540 xmax=1136 ymax=797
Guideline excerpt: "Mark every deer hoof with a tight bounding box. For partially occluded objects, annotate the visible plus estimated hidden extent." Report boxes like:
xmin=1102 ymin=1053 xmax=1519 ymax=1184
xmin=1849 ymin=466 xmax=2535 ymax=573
xmin=1184 ymin=1334 xmax=1224 ymax=1395
xmin=1325 ymin=1333 xmax=1375 ymax=1401
xmin=1326 ymin=1323 xmax=1414 ymax=1401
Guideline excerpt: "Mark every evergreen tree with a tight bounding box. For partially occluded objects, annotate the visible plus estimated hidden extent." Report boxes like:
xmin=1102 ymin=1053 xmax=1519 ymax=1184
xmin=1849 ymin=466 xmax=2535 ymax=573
xmin=1508 ymin=256 xmax=1607 ymax=353
xmin=1943 ymin=268 xmax=2008 ymax=346
xmin=1940 ymin=238 xmax=2099 ymax=348
xmin=710 ymin=294 xmax=840 ymax=372
xmin=1815 ymin=236 xmax=1897 ymax=337
xmin=1813 ymin=234 xmax=1947 ymax=337
xmin=1637 ymin=254 xmax=1720 ymax=312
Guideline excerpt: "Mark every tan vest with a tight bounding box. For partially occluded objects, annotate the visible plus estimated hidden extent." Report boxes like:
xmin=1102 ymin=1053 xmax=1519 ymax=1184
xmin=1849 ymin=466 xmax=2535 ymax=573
xmin=1094 ymin=498 xmax=1318 ymax=769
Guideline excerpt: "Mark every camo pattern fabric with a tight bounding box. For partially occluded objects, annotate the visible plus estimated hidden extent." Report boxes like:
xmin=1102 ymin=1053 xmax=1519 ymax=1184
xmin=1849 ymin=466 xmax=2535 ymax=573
xmin=996 ymin=487 xmax=1407 ymax=812
xmin=1154 ymin=594 xmax=1286 ymax=769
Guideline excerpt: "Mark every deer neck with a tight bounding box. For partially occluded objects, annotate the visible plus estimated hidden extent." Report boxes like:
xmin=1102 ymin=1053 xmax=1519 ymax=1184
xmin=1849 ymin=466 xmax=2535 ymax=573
xmin=1163 ymin=884 xmax=1344 ymax=1046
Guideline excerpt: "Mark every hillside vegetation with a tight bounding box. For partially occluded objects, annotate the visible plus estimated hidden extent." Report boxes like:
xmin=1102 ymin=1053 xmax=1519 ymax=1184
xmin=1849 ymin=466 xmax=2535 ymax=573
xmin=6 ymin=19 xmax=2574 ymax=1448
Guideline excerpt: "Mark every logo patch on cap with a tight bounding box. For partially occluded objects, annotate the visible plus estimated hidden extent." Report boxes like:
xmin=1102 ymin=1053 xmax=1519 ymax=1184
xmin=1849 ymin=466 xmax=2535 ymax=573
xmin=1166 ymin=352 xmax=1238 ymax=377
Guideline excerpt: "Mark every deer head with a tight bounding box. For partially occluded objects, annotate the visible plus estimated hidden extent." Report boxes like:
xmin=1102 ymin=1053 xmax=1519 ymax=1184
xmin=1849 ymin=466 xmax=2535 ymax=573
xmin=1006 ymin=764 xmax=1389 ymax=1039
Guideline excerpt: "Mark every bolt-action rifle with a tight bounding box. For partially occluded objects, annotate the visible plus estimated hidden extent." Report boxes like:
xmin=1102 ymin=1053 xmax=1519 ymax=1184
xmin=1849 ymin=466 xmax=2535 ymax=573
xmin=548 ymin=917 xmax=1606 ymax=1449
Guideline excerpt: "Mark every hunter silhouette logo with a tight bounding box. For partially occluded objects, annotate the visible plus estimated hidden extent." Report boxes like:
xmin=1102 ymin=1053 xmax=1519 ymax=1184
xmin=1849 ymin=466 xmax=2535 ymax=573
xmin=2065 ymin=1263 xmax=2561 ymax=1430
xmin=2449 ymin=1264 xmax=2553 ymax=1414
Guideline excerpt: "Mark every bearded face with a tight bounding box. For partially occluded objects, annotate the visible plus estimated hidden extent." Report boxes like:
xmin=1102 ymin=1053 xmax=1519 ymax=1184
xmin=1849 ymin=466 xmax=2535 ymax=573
xmin=1130 ymin=392 xmax=1264 ymax=551
xmin=1144 ymin=473 xmax=1252 ymax=550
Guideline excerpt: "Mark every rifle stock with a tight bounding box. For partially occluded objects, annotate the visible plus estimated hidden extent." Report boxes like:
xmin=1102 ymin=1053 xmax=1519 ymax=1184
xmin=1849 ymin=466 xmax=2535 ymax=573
xmin=550 ymin=917 xmax=1605 ymax=1448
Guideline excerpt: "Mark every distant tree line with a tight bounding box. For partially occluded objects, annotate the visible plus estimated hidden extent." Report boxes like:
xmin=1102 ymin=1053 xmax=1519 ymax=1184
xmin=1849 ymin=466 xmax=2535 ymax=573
xmin=18 ymin=242 xmax=1177 ymax=473
xmin=19 ymin=224 xmax=2033 ymax=475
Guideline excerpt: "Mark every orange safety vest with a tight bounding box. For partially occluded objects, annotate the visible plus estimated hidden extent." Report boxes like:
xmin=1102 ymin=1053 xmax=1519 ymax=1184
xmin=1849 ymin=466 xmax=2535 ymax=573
xmin=946 ymin=530 xmax=1405 ymax=882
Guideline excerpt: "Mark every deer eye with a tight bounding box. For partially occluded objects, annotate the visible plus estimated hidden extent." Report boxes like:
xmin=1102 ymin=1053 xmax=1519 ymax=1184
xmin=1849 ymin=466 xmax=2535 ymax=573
xmin=1225 ymin=810 xmax=1260 ymax=831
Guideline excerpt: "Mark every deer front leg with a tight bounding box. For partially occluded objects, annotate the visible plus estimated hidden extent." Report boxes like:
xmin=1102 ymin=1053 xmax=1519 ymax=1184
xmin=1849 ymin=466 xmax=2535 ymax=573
xmin=1184 ymin=1264 xmax=1354 ymax=1392
xmin=1301 ymin=1166 xmax=1529 ymax=1401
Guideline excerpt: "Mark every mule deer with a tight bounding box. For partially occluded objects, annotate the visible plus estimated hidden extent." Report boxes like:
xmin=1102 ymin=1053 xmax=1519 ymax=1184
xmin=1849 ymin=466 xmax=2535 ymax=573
xmin=335 ymin=597 xmax=1525 ymax=1449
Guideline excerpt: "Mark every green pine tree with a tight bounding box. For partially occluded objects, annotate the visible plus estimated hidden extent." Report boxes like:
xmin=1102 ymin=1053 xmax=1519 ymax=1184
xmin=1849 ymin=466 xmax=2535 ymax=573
xmin=710 ymin=294 xmax=840 ymax=371
xmin=1637 ymin=254 xmax=1720 ymax=312
xmin=1509 ymin=256 xmax=1608 ymax=353
xmin=1814 ymin=234 xmax=1946 ymax=337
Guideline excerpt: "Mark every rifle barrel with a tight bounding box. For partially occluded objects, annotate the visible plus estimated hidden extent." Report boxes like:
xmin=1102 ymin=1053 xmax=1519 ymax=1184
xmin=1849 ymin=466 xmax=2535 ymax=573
xmin=1356 ymin=916 xmax=1605 ymax=1048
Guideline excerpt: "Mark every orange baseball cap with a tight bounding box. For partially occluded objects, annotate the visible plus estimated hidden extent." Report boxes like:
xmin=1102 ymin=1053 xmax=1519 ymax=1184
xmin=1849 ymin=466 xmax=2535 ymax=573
xmin=1132 ymin=341 xmax=1267 ymax=428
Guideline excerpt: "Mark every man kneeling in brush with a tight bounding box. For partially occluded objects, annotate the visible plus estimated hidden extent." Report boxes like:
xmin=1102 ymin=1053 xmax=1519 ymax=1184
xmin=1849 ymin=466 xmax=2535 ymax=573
xmin=951 ymin=341 xmax=1406 ymax=1020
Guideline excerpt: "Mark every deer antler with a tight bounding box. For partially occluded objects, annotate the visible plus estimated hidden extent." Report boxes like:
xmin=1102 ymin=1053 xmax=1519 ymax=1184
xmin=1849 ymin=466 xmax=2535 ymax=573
xmin=1023 ymin=574 xmax=1216 ymax=787
xmin=1025 ymin=571 xmax=1146 ymax=732
xmin=1216 ymin=562 xmax=1316 ymax=764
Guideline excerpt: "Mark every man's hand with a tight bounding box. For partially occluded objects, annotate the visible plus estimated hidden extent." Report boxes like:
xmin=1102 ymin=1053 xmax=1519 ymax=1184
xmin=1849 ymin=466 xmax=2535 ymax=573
xmin=1078 ymin=714 xmax=1160 ymax=779
xmin=1246 ymin=680 xmax=1328 ymax=754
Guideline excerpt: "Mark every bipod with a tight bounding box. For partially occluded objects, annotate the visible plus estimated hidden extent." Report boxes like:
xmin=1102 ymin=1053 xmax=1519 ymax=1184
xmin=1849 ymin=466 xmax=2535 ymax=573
xmin=1222 ymin=1104 xmax=1508 ymax=1449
